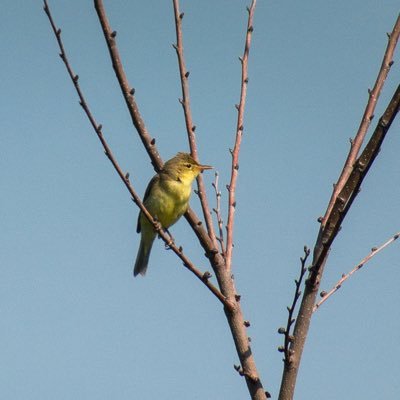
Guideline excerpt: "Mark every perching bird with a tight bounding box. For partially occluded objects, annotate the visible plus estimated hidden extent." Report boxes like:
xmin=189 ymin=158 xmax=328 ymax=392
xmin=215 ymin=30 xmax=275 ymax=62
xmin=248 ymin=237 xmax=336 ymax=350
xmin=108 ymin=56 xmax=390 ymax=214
xmin=134 ymin=152 xmax=212 ymax=276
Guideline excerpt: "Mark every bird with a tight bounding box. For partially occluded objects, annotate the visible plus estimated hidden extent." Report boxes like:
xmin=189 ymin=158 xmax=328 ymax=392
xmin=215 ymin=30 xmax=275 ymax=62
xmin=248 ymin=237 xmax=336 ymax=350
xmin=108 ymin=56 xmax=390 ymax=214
xmin=134 ymin=152 xmax=212 ymax=276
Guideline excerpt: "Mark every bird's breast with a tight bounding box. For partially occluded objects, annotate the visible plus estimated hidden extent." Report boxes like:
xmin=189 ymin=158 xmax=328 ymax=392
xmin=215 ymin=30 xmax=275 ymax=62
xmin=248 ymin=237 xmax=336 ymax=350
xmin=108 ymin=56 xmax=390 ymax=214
xmin=144 ymin=178 xmax=192 ymax=228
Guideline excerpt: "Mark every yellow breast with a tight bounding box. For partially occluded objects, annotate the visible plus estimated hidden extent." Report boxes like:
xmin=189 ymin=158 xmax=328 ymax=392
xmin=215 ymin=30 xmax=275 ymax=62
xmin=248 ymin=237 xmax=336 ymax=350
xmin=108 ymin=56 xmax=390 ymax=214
xmin=143 ymin=177 xmax=192 ymax=229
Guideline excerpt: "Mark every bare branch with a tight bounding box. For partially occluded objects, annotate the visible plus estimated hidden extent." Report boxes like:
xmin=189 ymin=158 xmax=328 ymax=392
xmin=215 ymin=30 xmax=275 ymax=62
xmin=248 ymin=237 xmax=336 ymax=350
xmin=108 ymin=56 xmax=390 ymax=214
xmin=93 ymin=0 xmax=162 ymax=170
xmin=321 ymin=14 xmax=400 ymax=227
xmin=311 ymin=84 xmax=400 ymax=287
xmin=172 ymin=0 xmax=218 ymax=247
xmin=43 ymin=0 xmax=227 ymax=306
xmin=207 ymin=3 xmax=270 ymax=399
xmin=225 ymin=0 xmax=257 ymax=271
xmin=278 ymin=247 xmax=310 ymax=365
xmin=212 ymin=172 xmax=226 ymax=257
xmin=279 ymin=84 xmax=400 ymax=400
xmin=314 ymin=232 xmax=400 ymax=311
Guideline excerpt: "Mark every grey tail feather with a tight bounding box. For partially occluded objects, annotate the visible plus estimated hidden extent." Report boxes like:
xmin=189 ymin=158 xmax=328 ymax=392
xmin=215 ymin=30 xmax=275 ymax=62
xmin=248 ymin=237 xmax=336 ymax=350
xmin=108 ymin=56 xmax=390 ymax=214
xmin=133 ymin=238 xmax=153 ymax=277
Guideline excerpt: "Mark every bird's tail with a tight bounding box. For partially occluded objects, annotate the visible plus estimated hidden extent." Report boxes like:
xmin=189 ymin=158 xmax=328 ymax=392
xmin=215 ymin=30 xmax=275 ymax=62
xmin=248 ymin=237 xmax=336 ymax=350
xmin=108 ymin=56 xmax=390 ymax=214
xmin=133 ymin=235 xmax=155 ymax=277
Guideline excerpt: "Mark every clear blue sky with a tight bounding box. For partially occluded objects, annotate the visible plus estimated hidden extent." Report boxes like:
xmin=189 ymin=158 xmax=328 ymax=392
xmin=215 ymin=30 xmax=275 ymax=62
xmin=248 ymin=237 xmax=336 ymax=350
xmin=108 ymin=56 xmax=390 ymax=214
xmin=2 ymin=1 xmax=400 ymax=399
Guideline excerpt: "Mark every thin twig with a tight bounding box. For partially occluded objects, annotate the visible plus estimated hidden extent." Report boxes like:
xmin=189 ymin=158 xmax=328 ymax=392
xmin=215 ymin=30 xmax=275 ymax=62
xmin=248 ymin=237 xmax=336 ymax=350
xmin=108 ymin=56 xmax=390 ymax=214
xmin=93 ymin=0 xmax=219 ymax=259
xmin=225 ymin=0 xmax=256 ymax=272
xmin=212 ymin=172 xmax=226 ymax=257
xmin=314 ymin=232 xmax=400 ymax=312
xmin=278 ymin=247 xmax=310 ymax=365
xmin=321 ymin=14 xmax=400 ymax=227
xmin=172 ymin=0 xmax=218 ymax=248
xmin=43 ymin=0 xmax=227 ymax=306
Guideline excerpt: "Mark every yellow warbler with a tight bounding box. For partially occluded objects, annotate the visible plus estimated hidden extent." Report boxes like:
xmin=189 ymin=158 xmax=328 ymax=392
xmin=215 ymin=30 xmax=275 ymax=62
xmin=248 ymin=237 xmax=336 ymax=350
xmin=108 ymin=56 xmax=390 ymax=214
xmin=134 ymin=152 xmax=212 ymax=276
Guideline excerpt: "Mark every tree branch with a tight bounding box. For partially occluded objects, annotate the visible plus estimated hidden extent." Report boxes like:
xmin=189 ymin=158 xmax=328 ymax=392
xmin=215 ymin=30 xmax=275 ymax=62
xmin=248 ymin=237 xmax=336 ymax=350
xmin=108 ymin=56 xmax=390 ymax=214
xmin=311 ymin=84 xmax=400 ymax=287
xmin=204 ymin=3 xmax=270 ymax=399
xmin=321 ymin=14 xmax=400 ymax=227
xmin=43 ymin=0 xmax=227 ymax=306
xmin=278 ymin=84 xmax=400 ymax=400
xmin=225 ymin=1 xmax=256 ymax=271
xmin=172 ymin=0 xmax=218 ymax=248
xmin=278 ymin=247 xmax=310 ymax=365
xmin=314 ymin=232 xmax=400 ymax=311
xmin=93 ymin=0 xmax=162 ymax=170
xmin=212 ymin=172 xmax=226 ymax=257
xmin=277 ymin=19 xmax=400 ymax=398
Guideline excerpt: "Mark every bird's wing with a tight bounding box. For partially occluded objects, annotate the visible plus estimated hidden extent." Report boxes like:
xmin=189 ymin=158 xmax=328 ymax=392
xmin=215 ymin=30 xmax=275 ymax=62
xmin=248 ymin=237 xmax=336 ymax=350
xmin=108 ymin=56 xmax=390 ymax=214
xmin=136 ymin=174 xmax=159 ymax=233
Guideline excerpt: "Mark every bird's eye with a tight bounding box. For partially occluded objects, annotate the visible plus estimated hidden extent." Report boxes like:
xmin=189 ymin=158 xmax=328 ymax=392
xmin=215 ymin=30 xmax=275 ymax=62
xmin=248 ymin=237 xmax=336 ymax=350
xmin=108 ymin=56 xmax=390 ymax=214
xmin=185 ymin=163 xmax=192 ymax=169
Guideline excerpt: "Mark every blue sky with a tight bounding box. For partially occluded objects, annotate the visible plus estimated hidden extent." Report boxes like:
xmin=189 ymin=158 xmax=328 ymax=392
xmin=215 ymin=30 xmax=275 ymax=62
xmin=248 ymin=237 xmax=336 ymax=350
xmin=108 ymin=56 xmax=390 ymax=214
xmin=2 ymin=1 xmax=400 ymax=399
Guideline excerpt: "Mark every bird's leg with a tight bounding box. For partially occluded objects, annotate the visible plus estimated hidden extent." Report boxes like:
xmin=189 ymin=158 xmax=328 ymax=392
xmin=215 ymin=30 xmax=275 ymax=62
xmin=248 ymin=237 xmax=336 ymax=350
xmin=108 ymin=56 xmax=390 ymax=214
xmin=153 ymin=217 xmax=163 ymax=234
xmin=163 ymin=228 xmax=175 ymax=249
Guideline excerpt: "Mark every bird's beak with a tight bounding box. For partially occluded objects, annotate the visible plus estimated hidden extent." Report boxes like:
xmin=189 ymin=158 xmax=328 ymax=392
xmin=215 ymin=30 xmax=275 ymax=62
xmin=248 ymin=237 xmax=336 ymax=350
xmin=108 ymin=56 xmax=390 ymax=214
xmin=199 ymin=164 xmax=213 ymax=171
